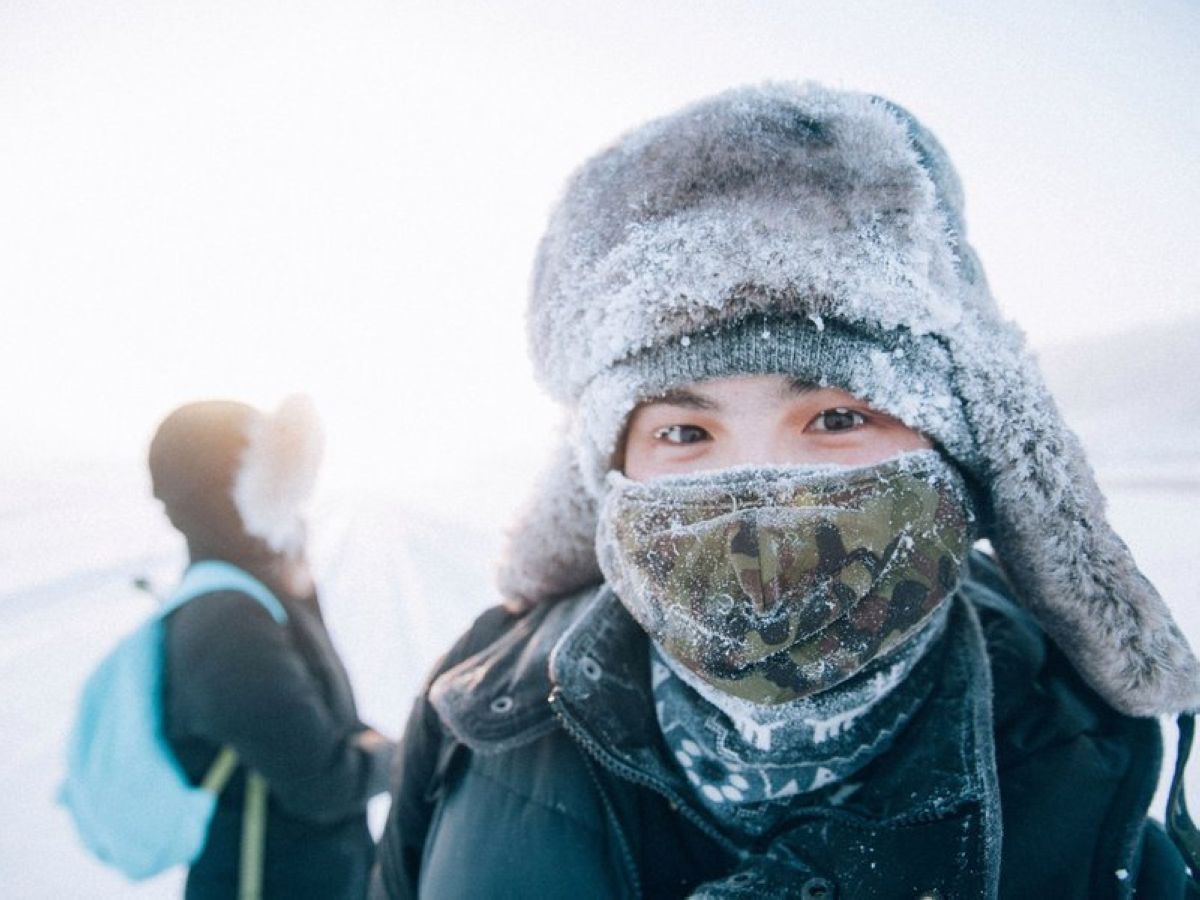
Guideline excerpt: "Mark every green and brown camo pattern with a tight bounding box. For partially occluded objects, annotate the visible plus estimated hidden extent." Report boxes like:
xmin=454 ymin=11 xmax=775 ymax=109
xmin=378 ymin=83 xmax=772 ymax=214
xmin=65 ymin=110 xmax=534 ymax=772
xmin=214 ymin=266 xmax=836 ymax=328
xmin=597 ymin=451 xmax=976 ymax=703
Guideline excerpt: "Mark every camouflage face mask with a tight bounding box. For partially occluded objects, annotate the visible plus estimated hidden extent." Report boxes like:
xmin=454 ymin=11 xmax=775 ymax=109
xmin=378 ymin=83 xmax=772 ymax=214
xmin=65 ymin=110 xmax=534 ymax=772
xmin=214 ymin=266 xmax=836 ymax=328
xmin=596 ymin=450 xmax=976 ymax=704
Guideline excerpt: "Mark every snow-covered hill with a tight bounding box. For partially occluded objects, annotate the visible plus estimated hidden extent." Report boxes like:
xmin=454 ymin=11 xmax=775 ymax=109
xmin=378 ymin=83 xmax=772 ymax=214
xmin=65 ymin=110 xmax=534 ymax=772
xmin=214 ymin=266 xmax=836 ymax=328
xmin=1039 ymin=317 xmax=1200 ymax=471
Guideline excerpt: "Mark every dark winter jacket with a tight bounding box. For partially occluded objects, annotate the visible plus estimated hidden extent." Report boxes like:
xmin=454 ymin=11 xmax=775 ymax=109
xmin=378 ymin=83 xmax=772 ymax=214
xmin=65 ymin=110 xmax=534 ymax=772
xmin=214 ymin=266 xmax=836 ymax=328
xmin=370 ymin=553 xmax=1191 ymax=899
xmin=165 ymin=563 xmax=380 ymax=900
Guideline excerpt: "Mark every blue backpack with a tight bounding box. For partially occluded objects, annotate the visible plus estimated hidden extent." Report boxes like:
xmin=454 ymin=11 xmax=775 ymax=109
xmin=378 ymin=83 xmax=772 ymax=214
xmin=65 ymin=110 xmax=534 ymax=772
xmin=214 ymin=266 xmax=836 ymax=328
xmin=59 ymin=560 xmax=287 ymax=881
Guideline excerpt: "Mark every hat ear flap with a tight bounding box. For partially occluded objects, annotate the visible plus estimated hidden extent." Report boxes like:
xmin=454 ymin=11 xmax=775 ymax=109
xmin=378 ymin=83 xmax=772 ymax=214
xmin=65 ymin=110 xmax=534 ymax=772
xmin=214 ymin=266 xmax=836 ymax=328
xmin=232 ymin=394 xmax=323 ymax=556
xmin=496 ymin=437 xmax=602 ymax=610
xmin=955 ymin=336 xmax=1200 ymax=717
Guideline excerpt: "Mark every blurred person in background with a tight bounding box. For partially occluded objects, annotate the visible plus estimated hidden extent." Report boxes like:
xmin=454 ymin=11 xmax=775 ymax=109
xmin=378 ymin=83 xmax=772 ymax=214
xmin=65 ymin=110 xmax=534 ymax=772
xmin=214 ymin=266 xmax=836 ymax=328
xmin=150 ymin=395 xmax=394 ymax=899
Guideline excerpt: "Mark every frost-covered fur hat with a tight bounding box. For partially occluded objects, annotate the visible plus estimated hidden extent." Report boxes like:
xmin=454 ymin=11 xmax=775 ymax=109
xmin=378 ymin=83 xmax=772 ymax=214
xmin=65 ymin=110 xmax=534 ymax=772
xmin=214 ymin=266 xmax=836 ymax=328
xmin=149 ymin=395 xmax=323 ymax=559
xmin=497 ymin=82 xmax=1199 ymax=718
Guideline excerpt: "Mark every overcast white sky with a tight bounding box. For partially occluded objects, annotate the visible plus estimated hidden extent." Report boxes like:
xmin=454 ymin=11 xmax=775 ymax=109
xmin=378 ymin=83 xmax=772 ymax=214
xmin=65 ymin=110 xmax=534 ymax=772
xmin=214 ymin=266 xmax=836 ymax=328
xmin=2 ymin=0 xmax=1197 ymax=505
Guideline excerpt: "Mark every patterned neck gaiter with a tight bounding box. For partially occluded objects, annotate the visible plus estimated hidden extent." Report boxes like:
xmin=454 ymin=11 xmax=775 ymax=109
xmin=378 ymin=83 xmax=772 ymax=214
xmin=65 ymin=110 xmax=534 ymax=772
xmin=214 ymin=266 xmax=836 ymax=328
xmin=651 ymin=603 xmax=949 ymax=831
xmin=596 ymin=450 xmax=976 ymax=704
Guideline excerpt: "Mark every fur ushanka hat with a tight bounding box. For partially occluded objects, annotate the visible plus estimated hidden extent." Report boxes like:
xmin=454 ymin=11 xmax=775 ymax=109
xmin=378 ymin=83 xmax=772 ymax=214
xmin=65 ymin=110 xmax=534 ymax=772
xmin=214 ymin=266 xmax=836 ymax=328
xmin=497 ymin=82 xmax=1199 ymax=718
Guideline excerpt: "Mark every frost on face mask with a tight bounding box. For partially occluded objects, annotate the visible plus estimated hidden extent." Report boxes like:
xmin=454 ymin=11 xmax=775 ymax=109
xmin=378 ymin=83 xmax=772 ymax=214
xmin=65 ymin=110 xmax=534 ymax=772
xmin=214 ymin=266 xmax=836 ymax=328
xmin=596 ymin=450 xmax=976 ymax=703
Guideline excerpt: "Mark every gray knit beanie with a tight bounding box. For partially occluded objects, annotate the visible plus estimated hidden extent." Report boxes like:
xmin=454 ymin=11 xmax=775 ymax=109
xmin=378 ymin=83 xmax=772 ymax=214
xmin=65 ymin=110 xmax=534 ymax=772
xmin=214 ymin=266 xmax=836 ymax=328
xmin=497 ymin=81 xmax=1199 ymax=718
xmin=574 ymin=313 xmax=976 ymax=497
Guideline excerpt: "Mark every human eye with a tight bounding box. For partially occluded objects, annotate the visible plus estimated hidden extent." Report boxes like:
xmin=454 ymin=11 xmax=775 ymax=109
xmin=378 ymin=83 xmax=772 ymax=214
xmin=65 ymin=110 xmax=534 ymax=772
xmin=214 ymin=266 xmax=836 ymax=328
xmin=652 ymin=424 xmax=711 ymax=445
xmin=809 ymin=407 xmax=867 ymax=433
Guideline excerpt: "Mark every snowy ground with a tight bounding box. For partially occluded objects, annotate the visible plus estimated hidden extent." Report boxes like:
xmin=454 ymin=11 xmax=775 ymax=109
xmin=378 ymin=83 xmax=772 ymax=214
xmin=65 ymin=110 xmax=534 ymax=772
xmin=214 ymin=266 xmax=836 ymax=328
xmin=1 ymin=451 xmax=1196 ymax=898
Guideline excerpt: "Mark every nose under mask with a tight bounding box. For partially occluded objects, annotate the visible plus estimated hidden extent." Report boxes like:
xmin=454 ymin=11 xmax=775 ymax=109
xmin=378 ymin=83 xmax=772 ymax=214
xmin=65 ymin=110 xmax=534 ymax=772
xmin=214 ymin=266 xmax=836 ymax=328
xmin=595 ymin=450 xmax=976 ymax=704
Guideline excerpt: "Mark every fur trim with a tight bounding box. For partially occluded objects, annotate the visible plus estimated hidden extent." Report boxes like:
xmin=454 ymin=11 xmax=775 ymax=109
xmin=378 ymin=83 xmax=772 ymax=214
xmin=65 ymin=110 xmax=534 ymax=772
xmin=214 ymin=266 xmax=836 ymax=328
xmin=954 ymin=333 xmax=1200 ymax=716
xmin=232 ymin=394 xmax=323 ymax=556
xmin=500 ymin=82 xmax=1200 ymax=716
xmin=496 ymin=438 xmax=601 ymax=609
xmin=530 ymin=84 xmax=968 ymax=402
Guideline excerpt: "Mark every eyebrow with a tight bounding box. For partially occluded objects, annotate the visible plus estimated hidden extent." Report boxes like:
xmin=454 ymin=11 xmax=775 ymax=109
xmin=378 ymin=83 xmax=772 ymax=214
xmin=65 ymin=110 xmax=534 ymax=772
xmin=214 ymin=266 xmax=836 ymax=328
xmin=645 ymin=378 xmax=823 ymax=410
xmin=785 ymin=377 xmax=820 ymax=396
xmin=646 ymin=387 xmax=718 ymax=410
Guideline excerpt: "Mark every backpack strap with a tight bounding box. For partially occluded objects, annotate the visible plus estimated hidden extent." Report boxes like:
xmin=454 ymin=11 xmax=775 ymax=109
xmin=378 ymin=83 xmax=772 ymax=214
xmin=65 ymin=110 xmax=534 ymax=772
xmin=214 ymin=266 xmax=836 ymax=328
xmin=164 ymin=561 xmax=288 ymax=624
xmin=200 ymin=746 xmax=240 ymax=794
xmin=194 ymin=746 xmax=266 ymax=900
xmin=164 ymin=561 xmax=282 ymax=898
xmin=1168 ymin=714 xmax=1200 ymax=882
xmin=238 ymin=772 xmax=268 ymax=900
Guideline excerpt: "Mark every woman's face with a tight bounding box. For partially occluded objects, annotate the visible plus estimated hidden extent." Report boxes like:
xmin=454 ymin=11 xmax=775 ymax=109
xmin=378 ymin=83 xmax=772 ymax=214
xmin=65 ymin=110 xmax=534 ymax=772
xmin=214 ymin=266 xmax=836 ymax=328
xmin=621 ymin=374 xmax=931 ymax=481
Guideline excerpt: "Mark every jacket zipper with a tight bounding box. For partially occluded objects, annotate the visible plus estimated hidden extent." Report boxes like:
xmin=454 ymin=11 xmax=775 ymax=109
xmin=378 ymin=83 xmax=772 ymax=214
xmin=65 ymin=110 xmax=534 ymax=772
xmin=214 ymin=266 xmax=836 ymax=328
xmin=575 ymin=748 xmax=643 ymax=899
xmin=549 ymin=688 xmax=746 ymax=859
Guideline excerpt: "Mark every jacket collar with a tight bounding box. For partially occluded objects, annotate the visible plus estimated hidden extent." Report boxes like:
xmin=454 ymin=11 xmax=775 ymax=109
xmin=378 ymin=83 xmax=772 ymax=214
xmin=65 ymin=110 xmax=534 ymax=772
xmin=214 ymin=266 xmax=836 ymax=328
xmin=432 ymin=585 xmax=1001 ymax=890
xmin=429 ymin=591 xmax=586 ymax=753
xmin=432 ymin=583 xmax=998 ymax=820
